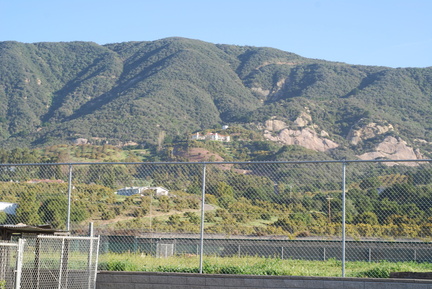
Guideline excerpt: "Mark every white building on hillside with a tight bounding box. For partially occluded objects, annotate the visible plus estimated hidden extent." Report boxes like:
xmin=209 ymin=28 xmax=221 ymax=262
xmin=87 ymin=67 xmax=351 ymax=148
xmin=116 ymin=186 xmax=169 ymax=197
xmin=191 ymin=132 xmax=230 ymax=142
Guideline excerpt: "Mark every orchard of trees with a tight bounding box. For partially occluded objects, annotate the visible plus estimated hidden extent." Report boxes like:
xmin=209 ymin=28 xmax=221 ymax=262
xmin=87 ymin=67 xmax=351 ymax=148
xmin=0 ymin=157 xmax=431 ymax=241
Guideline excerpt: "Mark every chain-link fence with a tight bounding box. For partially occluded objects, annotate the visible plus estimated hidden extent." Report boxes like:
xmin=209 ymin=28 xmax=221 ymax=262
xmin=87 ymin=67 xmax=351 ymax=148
xmin=1 ymin=235 xmax=99 ymax=289
xmin=0 ymin=235 xmax=99 ymax=289
xmin=0 ymin=241 xmax=17 ymax=288
xmin=19 ymin=235 xmax=99 ymax=289
xmin=0 ymin=160 xmax=432 ymax=278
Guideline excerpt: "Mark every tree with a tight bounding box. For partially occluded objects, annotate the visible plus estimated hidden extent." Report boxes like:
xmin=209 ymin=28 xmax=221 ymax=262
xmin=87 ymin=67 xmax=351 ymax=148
xmin=184 ymin=212 xmax=200 ymax=224
xmin=214 ymin=182 xmax=235 ymax=209
xmin=353 ymin=212 xmax=378 ymax=225
xmin=158 ymin=196 xmax=171 ymax=212
xmin=167 ymin=214 xmax=180 ymax=225
xmin=100 ymin=204 xmax=116 ymax=220
xmin=359 ymin=177 xmax=382 ymax=190
xmin=39 ymin=198 xmax=67 ymax=229
xmin=379 ymin=183 xmax=418 ymax=204
xmin=16 ymin=190 xmax=41 ymax=225
xmin=374 ymin=198 xmax=403 ymax=224
xmin=132 ymin=207 xmax=148 ymax=218
xmin=71 ymin=200 xmax=90 ymax=222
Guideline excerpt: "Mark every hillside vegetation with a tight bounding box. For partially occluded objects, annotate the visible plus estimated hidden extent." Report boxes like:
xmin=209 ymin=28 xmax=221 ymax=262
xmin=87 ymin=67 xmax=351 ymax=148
xmin=0 ymin=37 xmax=432 ymax=161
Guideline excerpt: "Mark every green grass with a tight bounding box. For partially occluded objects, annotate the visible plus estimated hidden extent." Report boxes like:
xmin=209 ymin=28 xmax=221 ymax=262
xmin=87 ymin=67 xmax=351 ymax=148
xmin=98 ymin=253 xmax=432 ymax=278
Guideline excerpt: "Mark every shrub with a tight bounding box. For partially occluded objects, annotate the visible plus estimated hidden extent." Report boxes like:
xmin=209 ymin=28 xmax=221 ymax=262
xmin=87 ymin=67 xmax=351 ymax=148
xmin=204 ymin=211 xmax=216 ymax=223
xmin=0 ymin=212 xmax=6 ymax=224
xmin=101 ymin=207 xmax=116 ymax=220
xmin=356 ymin=267 xmax=390 ymax=278
xmin=184 ymin=212 xmax=200 ymax=224
xmin=99 ymin=260 xmax=138 ymax=271
xmin=132 ymin=207 xmax=148 ymax=217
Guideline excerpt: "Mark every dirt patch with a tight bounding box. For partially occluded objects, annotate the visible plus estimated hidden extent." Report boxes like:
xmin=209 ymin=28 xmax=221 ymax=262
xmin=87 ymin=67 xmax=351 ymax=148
xmin=175 ymin=147 xmax=234 ymax=170
xmin=180 ymin=147 xmax=225 ymax=162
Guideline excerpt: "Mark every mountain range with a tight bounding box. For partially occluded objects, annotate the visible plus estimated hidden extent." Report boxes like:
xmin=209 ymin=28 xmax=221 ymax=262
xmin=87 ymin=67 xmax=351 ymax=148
xmin=1 ymin=37 xmax=432 ymax=161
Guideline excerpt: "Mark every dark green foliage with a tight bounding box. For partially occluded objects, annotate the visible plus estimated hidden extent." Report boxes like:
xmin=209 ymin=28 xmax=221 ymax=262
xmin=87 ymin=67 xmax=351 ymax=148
xmin=99 ymin=260 xmax=138 ymax=271
xmin=0 ymin=211 xmax=6 ymax=223
xmin=356 ymin=267 xmax=391 ymax=278
xmin=16 ymin=189 xmax=41 ymax=225
xmin=101 ymin=205 xmax=116 ymax=220
xmin=353 ymin=212 xmax=379 ymax=225
xmin=184 ymin=211 xmax=200 ymax=224
xmin=39 ymin=197 xmax=68 ymax=229
xmin=71 ymin=201 xmax=89 ymax=222
xmin=0 ymin=37 xmax=431 ymax=158
xmin=359 ymin=177 xmax=382 ymax=190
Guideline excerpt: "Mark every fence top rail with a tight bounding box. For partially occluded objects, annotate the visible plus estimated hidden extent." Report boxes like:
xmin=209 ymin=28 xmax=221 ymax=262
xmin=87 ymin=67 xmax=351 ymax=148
xmin=0 ymin=242 xmax=18 ymax=247
xmin=131 ymin=237 xmax=432 ymax=245
xmin=0 ymin=159 xmax=431 ymax=167
xmin=37 ymin=235 xmax=100 ymax=241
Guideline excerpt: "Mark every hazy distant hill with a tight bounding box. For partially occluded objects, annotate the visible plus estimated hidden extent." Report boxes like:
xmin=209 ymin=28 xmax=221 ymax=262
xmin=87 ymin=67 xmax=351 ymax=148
xmin=1 ymin=37 xmax=432 ymax=160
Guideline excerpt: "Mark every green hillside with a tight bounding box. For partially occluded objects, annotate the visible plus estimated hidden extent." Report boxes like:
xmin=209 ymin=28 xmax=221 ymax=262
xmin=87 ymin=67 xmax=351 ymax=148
xmin=1 ymin=37 xmax=432 ymax=161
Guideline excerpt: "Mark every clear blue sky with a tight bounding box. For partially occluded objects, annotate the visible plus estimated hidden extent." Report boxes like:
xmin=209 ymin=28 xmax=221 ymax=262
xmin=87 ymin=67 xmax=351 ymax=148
xmin=1 ymin=0 xmax=431 ymax=68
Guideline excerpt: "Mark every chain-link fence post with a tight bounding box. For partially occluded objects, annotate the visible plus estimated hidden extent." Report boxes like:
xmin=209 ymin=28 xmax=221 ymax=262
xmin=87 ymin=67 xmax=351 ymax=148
xmin=14 ymin=239 xmax=25 ymax=289
xmin=199 ymin=163 xmax=206 ymax=274
xmin=66 ymin=164 xmax=73 ymax=231
xmin=341 ymin=161 xmax=346 ymax=277
xmin=88 ymin=222 xmax=94 ymax=289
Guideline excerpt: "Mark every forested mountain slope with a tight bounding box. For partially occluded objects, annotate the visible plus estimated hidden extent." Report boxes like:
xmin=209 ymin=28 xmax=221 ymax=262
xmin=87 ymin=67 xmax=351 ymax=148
xmin=1 ymin=37 xmax=432 ymax=160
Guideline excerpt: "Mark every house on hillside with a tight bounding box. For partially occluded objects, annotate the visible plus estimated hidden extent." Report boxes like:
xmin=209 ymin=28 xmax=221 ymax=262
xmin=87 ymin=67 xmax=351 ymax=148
xmin=115 ymin=186 xmax=169 ymax=197
xmin=191 ymin=132 xmax=230 ymax=142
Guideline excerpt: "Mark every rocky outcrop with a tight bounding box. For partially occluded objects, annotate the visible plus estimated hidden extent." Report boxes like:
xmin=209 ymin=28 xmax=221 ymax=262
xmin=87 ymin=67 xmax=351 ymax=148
xmin=251 ymin=87 xmax=270 ymax=97
xmin=293 ymin=111 xmax=312 ymax=128
xmin=74 ymin=138 xmax=88 ymax=145
xmin=347 ymin=122 xmax=394 ymax=145
xmin=265 ymin=119 xmax=287 ymax=132
xmin=262 ymin=114 xmax=425 ymax=163
xmin=263 ymin=116 xmax=338 ymax=152
xmin=357 ymin=136 xmax=422 ymax=166
xmin=264 ymin=128 xmax=339 ymax=152
xmin=348 ymin=121 xmax=422 ymax=165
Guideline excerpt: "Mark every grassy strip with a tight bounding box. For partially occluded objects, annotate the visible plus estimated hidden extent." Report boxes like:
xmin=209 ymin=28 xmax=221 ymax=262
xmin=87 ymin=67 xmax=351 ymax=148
xmin=98 ymin=253 xmax=432 ymax=278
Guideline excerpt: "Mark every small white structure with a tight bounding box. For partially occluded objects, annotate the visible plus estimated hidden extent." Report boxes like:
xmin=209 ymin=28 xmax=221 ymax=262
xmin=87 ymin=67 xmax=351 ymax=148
xmin=191 ymin=132 xmax=230 ymax=142
xmin=0 ymin=202 xmax=17 ymax=215
xmin=150 ymin=187 xmax=169 ymax=196
xmin=116 ymin=186 xmax=169 ymax=197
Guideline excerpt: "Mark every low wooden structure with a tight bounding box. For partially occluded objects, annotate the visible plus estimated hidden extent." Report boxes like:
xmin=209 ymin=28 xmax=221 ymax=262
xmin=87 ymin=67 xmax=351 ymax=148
xmin=0 ymin=224 xmax=66 ymax=240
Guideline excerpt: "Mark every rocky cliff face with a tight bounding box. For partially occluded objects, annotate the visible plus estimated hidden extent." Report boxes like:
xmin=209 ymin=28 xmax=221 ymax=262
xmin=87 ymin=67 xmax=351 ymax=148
xmin=347 ymin=122 xmax=394 ymax=145
xmin=262 ymin=113 xmax=338 ymax=152
xmin=347 ymin=121 xmax=422 ymax=164
xmin=262 ymin=116 xmax=423 ymax=164
xmin=357 ymin=136 xmax=422 ymax=165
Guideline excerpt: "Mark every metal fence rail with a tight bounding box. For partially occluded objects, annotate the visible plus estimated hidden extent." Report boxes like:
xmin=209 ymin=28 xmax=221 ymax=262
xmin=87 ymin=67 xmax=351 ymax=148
xmin=0 ymin=159 xmax=432 ymax=278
